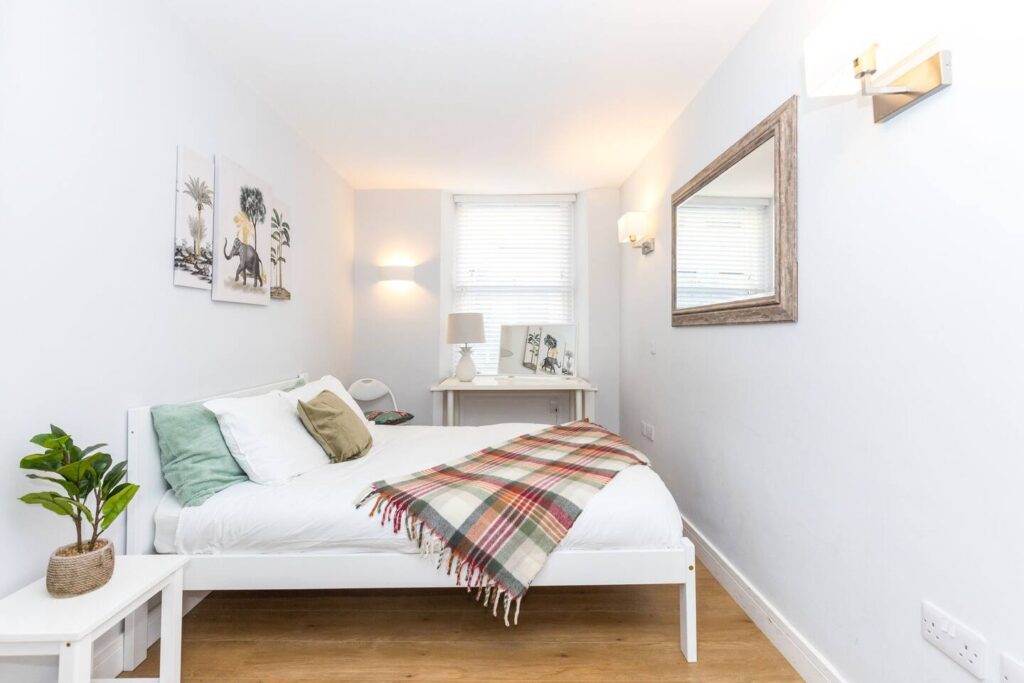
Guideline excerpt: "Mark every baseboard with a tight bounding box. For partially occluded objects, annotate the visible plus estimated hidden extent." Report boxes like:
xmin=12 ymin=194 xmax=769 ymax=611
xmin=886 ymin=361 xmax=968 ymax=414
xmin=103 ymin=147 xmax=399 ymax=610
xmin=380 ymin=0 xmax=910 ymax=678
xmin=92 ymin=590 xmax=209 ymax=678
xmin=682 ymin=515 xmax=846 ymax=683
xmin=91 ymin=627 xmax=125 ymax=679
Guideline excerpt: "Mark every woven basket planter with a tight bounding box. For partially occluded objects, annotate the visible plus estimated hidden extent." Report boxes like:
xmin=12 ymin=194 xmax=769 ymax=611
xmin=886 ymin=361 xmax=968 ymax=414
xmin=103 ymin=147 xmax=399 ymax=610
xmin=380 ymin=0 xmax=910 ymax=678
xmin=46 ymin=539 xmax=115 ymax=598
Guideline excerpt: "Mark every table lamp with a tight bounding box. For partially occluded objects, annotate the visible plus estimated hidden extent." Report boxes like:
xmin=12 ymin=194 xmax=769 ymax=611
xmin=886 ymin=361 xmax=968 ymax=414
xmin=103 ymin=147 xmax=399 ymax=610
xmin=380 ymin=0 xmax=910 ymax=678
xmin=447 ymin=312 xmax=485 ymax=381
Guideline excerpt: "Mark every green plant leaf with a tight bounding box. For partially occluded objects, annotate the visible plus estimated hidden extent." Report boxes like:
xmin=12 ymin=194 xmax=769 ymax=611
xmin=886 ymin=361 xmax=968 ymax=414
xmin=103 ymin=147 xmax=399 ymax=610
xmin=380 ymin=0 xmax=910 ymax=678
xmin=91 ymin=452 xmax=112 ymax=479
xmin=49 ymin=424 xmax=67 ymax=437
xmin=105 ymin=482 xmax=131 ymax=499
xmin=80 ymin=443 xmax=107 ymax=458
xmin=102 ymin=462 xmax=128 ymax=493
xmin=99 ymin=484 xmax=139 ymax=530
xmin=26 ymin=474 xmax=80 ymax=497
xmin=20 ymin=491 xmax=75 ymax=516
xmin=30 ymin=433 xmax=67 ymax=449
xmin=20 ymin=452 xmax=63 ymax=471
xmin=57 ymin=459 xmax=94 ymax=484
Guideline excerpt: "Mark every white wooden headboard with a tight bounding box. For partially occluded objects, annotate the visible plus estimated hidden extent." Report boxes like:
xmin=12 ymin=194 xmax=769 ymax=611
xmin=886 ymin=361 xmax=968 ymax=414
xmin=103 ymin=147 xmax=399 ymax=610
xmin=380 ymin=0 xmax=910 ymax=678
xmin=125 ymin=373 xmax=308 ymax=556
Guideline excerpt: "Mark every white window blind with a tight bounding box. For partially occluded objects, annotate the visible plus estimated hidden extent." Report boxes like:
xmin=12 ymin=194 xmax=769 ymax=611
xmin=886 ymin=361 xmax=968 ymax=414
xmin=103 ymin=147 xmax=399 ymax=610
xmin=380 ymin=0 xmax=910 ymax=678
xmin=453 ymin=198 xmax=574 ymax=374
xmin=675 ymin=197 xmax=774 ymax=308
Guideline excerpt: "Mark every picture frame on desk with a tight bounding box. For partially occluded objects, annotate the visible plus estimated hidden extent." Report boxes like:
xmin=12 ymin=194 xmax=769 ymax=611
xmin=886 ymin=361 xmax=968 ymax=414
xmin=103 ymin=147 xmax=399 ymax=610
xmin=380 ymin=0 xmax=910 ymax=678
xmin=498 ymin=324 xmax=577 ymax=377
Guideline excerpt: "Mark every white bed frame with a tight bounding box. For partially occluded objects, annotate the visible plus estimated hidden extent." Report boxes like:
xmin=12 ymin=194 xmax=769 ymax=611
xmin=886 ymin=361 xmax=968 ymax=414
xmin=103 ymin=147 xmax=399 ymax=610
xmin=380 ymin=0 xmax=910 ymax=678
xmin=124 ymin=374 xmax=696 ymax=670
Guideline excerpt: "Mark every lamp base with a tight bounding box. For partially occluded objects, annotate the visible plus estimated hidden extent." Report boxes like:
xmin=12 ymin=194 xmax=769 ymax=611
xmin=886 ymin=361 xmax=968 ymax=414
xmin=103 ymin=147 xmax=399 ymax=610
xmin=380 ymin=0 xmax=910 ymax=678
xmin=455 ymin=346 xmax=477 ymax=382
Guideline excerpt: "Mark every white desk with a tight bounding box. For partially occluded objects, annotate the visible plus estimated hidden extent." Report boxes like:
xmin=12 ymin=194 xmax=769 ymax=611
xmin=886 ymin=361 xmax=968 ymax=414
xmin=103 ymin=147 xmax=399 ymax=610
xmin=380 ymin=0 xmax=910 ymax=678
xmin=430 ymin=376 xmax=597 ymax=426
xmin=0 ymin=555 xmax=188 ymax=683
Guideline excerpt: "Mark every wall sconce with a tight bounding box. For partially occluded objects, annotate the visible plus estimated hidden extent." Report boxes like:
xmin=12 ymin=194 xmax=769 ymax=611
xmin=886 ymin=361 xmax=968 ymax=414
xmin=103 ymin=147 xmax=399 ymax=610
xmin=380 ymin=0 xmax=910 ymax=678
xmin=804 ymin=1 xmax=951 ymax=123
xmin=852 ymin=44 xmax=951 ymax=123
xmin=378 ymin=264 xmax=415 ymax=282
xmin=618 ymin=211 xmax=654 ymax=256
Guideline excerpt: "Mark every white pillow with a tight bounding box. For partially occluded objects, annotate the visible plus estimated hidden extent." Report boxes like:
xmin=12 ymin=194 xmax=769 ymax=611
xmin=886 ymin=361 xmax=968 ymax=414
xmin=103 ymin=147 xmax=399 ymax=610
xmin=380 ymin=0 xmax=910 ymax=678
xmin=281 ymin=375 xmax=373 ymax=429
xmin=204 ymin=391 xmax=328 ymax=486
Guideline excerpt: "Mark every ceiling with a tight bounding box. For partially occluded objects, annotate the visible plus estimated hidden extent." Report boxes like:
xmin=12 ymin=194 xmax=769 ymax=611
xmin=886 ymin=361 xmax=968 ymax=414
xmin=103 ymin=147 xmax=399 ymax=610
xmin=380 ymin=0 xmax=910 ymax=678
xmin=161 ymin=0 xmax=772 ymax=192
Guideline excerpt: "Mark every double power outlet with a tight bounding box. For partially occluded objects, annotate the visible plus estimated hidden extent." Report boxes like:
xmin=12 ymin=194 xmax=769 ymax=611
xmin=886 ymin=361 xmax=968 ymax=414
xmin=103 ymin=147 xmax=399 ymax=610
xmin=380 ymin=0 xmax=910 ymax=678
xmin=921 ymin=601 xmax=1024 ymax=681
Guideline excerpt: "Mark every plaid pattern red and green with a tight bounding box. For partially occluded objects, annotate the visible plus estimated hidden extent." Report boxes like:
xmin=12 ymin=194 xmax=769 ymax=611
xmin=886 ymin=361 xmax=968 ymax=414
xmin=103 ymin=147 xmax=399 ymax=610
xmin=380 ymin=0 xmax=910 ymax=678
xmin=356 ymin=421 xmax=649 ymax=625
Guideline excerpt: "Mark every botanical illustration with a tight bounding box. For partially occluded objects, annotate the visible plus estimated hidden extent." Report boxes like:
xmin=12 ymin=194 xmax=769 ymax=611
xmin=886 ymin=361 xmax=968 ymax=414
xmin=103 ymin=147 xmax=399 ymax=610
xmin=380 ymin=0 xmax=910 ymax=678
xmin=213 ymin=157 xmax=272 ymax=305
xmin=270 ymin=199 xmax=292 ymax=300
xmin=540 ymin=334 xmax=560 ymax=374
xmin=498 ymin=324 xmax=577 ymax=377
xmin=522 ymin=326 xmax=541 ymax=371
xmin=173 ymin=147 xmax=215 ymax=289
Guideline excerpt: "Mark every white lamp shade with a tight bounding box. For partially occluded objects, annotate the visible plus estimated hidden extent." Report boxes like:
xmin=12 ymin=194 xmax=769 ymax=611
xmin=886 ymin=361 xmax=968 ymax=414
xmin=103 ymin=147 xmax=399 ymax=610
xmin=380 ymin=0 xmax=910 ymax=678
xmin=618 ymin=211 xmax=648 ymax=243
xmin=447 ymin=312 xmax=485 ymax=344
xmin=379 ymin=264 xmax=415 ymax=282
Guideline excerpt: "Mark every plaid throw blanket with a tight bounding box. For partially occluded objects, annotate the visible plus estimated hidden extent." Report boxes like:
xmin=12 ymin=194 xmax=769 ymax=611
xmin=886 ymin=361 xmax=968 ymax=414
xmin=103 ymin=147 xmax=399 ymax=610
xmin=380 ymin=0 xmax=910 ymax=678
xmin=356 ymin=421 xmax=648 ymax=625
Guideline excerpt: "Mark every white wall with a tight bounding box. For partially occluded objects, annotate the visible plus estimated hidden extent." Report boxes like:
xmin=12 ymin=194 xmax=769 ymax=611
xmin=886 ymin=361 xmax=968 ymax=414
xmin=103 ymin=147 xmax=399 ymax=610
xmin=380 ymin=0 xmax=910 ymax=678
xmin=575 ymin=189 xmax=621 ymax=431
xmin=352 ymin=190 xmax=444 ymax=422
xmin=618 ymin=0 xmax=1024 ymax=681
xmin=0 ymin=2 xmax=354 ymax=676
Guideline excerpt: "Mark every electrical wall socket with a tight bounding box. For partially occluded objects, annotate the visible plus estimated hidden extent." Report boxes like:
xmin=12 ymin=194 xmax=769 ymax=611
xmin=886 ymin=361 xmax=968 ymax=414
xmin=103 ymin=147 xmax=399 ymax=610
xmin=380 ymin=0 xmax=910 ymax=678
xmin=921 ymin=601 xmax=988 ymax=679
xmin=640 ymin=421 xmax=654 ymax=441
xmin=1002 ymin=653 xmax=1024 ymax=683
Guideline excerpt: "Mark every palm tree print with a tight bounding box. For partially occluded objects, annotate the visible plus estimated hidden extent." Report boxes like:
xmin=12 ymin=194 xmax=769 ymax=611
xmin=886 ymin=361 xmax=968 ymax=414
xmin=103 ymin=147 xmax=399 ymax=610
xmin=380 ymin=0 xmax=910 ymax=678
xmin=270 ymin=208 xmax=291 ymax=291
xmin=183 ymin=176 xmax=213 ymax=256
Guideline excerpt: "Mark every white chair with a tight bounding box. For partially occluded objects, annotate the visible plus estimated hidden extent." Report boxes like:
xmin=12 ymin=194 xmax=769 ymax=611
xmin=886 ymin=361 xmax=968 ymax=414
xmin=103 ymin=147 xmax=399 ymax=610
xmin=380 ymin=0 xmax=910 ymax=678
xmin=348 ymin=378 xmax=398 ymax=411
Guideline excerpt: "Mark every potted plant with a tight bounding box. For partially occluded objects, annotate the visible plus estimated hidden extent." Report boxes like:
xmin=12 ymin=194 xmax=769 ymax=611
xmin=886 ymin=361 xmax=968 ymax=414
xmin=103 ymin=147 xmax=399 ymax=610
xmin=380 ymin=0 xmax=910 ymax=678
xmin=18 ymin=425 xmax=139 ymax=597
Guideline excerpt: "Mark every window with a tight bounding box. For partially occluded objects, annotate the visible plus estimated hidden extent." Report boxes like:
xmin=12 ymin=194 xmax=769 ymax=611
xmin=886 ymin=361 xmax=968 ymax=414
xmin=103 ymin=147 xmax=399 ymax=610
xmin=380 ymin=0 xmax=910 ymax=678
xmin=452 ymin=196 xmax=575 ymax=374
xmin=675 ymin=197 xmax=774 ymax=308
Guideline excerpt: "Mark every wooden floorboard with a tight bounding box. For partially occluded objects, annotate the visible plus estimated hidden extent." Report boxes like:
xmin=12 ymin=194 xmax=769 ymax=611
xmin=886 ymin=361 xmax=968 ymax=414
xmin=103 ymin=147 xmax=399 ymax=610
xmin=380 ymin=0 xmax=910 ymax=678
xmin=121 ymin=561 xmax=800 ymax=682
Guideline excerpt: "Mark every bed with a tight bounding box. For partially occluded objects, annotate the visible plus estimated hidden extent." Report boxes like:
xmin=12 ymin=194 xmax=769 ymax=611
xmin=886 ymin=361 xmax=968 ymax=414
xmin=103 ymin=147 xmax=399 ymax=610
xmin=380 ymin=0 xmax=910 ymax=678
xmin=123 ymin=374 xmax=697 ymax=671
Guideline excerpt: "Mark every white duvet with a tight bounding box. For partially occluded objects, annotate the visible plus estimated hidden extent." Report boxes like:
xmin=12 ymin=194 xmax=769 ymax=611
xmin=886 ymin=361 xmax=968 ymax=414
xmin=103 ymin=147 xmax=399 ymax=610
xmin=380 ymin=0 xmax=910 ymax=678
xmin=155 ymin=422 xmax=684 ymax=555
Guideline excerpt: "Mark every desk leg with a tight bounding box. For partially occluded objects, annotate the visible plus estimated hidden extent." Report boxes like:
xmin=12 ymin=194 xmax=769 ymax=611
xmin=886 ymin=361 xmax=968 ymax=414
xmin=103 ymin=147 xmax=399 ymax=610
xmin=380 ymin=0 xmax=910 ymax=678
xmin=446 ymin=391 xmax=455 ymax=426
xmin=57 ymin=639 xmax=91 ymax=683
xmin=159 ymin=569 xmax=184 ymax=683
xmin=574 ymin=390 xmax=583 ymax=421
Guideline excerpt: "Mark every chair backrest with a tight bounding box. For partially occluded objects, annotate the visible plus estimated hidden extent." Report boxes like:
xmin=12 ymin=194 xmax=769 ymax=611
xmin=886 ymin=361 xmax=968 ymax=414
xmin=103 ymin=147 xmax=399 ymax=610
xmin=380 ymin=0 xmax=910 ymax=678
xmin=348 ymin=378 xmax=397 ymax=410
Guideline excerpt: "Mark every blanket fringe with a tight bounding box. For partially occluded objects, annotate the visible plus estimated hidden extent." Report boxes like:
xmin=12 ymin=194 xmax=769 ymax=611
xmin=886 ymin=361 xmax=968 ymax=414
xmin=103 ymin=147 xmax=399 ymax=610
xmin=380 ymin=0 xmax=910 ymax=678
xmin=358 ymin=489 xmax=524 ymax=626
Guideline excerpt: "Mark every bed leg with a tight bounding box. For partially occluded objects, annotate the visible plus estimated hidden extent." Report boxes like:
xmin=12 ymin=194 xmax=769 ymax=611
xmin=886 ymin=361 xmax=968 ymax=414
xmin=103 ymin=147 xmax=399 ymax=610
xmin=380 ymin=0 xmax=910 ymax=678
xmin=123 ymin=604 xmax=149 ymax=671
xmin=679 ymin=573 xmax=697 ymax=662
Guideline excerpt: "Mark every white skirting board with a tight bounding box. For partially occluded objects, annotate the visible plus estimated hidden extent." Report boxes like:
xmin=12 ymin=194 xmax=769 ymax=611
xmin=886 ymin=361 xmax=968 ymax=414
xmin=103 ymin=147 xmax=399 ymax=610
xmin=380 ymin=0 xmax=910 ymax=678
xmin=682 ymin=514 xmax=846 ymax=683
xmin=91 ymin=590 xmax=208 ymax=678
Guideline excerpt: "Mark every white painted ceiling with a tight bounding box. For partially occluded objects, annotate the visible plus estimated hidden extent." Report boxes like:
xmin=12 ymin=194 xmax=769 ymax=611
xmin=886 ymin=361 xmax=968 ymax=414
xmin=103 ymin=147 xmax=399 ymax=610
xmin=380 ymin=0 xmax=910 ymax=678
xmin=162 ymin=0 xmax=772 ymax=192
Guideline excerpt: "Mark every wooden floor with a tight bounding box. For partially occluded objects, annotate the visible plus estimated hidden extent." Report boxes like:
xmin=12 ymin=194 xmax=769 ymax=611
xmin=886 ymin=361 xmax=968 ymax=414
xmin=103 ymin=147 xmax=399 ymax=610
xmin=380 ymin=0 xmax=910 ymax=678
xmin=123 ymin=561 xmax=799 ymax=682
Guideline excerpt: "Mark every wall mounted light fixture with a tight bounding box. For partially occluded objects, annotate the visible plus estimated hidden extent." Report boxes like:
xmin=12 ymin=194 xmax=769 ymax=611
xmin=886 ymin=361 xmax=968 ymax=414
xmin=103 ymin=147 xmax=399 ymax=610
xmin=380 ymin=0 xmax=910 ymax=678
xmin=852 ymin=44 xmax=951 ymax=123
xmin=804 ymin=2 xmax=952 ymax=123
xmin=618 ymin=211 xmax=654 ymax=256
xmin=378 ymin=264 xmax=415 ymax=282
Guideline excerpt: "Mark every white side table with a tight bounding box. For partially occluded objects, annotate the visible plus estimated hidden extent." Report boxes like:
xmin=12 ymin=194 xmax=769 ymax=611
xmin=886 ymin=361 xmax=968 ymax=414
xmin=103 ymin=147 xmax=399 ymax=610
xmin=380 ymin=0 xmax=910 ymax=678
xmin=430 ymin=376 xmax=598 ymax=426
xmin=0 ymin=554 xmax=188 ymax=683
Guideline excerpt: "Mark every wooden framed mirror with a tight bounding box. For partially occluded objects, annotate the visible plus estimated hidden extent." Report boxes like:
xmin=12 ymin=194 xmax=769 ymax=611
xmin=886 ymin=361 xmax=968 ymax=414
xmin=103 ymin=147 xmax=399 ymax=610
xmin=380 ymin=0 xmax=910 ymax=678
xmin=671 ymin=96 xmax=797 ymax=326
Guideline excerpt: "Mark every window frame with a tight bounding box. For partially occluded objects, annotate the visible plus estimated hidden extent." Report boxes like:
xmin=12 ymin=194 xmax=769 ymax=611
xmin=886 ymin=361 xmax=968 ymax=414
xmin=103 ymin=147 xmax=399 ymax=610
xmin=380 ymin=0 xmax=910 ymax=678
xmin=450 ymin=194 xmax=577 ymax=375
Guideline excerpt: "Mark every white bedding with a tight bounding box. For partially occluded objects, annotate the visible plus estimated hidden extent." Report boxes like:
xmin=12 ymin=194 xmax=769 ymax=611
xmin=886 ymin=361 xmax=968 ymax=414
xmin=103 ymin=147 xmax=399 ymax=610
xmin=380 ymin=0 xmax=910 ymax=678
xmin=155 ymin=422 xmax=684 ymax=555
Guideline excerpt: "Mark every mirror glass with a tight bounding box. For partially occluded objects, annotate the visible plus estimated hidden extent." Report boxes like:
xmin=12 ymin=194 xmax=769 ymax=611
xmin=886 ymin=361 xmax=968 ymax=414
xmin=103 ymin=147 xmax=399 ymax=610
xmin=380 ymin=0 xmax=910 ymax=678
xmin=674 ymin=137 xmax=775 ymax=310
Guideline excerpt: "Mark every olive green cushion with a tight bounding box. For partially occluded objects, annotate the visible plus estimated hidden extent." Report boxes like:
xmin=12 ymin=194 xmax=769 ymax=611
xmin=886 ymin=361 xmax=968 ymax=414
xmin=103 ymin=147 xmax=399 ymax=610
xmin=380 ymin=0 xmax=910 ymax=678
xmin=297 ymin=390 xmax=373 ymax=463
xmin=151 ymin=403 xmax=248 ymax=507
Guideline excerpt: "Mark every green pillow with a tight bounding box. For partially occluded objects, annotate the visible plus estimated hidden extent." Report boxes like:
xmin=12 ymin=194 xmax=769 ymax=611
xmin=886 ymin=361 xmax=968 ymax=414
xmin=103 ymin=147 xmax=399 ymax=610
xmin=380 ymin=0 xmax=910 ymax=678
xmin=151 ymin=403 xmax=248 ymax=506
xmin=297 ymin=390 xmax=373 ymax=463
xmin=365 ymin=409 xmax=414 ymax=425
